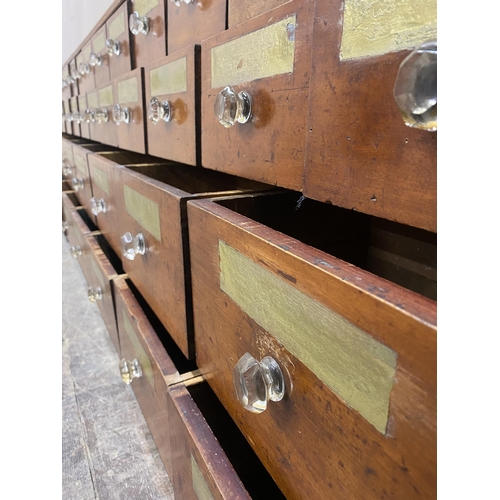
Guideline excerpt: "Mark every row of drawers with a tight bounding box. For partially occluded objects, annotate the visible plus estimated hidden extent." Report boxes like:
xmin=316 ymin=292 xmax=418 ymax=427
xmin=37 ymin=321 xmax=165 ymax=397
xmin=63 ymin=0 xmax=437 ymax=232
xmin=62 ymin=135 xmax=437 ymax=499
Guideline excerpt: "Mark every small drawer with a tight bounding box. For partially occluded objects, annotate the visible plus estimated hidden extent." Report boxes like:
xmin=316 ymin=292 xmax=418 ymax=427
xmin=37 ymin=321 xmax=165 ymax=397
xmin=90 ymin=24 xmax=111 ymax=88
xmin=63 ymin=100 xmax=72 ymax=135
xmin=76 ymin=41 xmax=95 ymax=94
xmin=70 ymin=96 xmax=81 ymax=137
xmin=144 ymin=47 xmax=199 ymax=165
xmin=62 ymin=65 xmax=72 ymax=100
xmin=87 ymin=151 xmax=166 ymax=258
xmin=78 ymin=95 xmax=91 ymax=140
xmin=62 ymin=138 xmax=75 ymax=171
xmin=167 ymin=0 xmax=226 ymax=54
xmin=113 ymin=68 xmax=147 ymax=154
xmin=64 ymin=207 xmax=92 ymax=273
xmin=201 ymin=0 xmax=314 ymax=191
xmin=69 ymin=58 xmax=79 ymax=96
xmin=188 ymin=192 xmax=437 ymax=499
xmin=228 ymin=0 xmax=289 ymax=27
xmin=106 ymin=2 xmax=132 ymax=81
xmin=304 ymin=0 xmax=437 ymax=232
xmin=115 ymin=163 xmax=269 ymax=359
xmin=86 ymin=90 xmax=100 ymax=141
xmin=129 ymin=0 xmax=167 ymax=68
xmin=96 ymin=83 xmax=119 ymax=147
xmin=62 ymin=191 xmax=81 ymax=235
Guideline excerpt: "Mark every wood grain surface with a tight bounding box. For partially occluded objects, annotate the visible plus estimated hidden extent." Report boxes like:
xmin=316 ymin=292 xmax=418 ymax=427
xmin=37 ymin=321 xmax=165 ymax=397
xmin=228 ymin=0 xmax=290 ymax=27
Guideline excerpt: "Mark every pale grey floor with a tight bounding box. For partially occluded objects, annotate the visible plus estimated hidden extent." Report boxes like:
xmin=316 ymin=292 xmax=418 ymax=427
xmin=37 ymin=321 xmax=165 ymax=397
xmin=62 ymin=233 xmax=175 ymax=500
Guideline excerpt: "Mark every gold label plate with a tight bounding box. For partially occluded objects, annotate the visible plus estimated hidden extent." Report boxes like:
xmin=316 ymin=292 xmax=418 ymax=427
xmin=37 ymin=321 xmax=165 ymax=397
xmin=109 ymin=10 xmax=125 ymax=40
xmin=191 ymin=454 xmax=214 ymax=500
xmin=92 ymin=167 xmax=109 ymax=195
xmin=219 ymin=241 xmax=398 ymax=434
xmin=340 ymin=0 xmax=437 ymax=60
xmin=134 ymin=0 xmax=159 ymax=16
xmin=93 ymin=31 xmax=106 ymax=53
xmin=74 ymin=153 xmax=87 ymax=176
xmin=99 ymin=85 xmax=114 ymax=107
xmin=78 ymin=95 xmax=86 ymax=108
xmin=211 ymin=15 xmax=296 ymax=89
xmin=124 ymin=185 xmax=161 ymax=242
xmin=150 ymin=57 xmax=187 ymax=96
xmin=87 ymin=92 xmax=98 ymax=109
xmin=118 ymin=77 xmax=139 ymax=104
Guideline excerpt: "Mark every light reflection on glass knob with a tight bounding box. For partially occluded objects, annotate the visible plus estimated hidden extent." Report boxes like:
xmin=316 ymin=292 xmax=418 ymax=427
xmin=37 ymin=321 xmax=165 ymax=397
xmin=70 ymin=245 xmax=82 ymax=258
xmin=73 ymin=112 xmax=84 ymax=124
xmin=62 ymin=160 xmax=74 ymax=176
xmin=106 ymin=38 xmax=121 ymax=57
xmin=394 ymin=40 xmax=437 ymax=131
xmin=120 ymin=232 xmax=146 ymax=260
xmin=89 ymin=52 xmax=102 ymax=67
xmin=87 ymin=286 xmax=103 ymax=302
xmin=72 ymin=177 xmax=84 ymax=191
xmin=65 ymin=113 xmax=74 ymax=123
xmin=90 ymin=197 xmax=107 ymax=215
xmin=170 ymin=0 xmax=196 ymax=5
xmin=84 ymin=109 xmax=95 ymax=123
xmin=148 ymin=97 xmax=172 ymax=124
xmin=214 ymin=86 xmax=252 ymax=128
xmin=79 ymin=62 xmax=90 ymax=76
xmin=119 ymin=358 xmax=143 ymax=385
xmin=95 ymin=108 xmax=109 ymax=124
xmin=62 ymin=220 xmax=69 ymax=233
xmin=71 ymin=67 xmax=80 ymax=81
xmin=129 ymin=11 xmax=149 ymax=35
xmin=62 ymin=79 xmax=68 ymax=89
xmin=112 ymin=104 xmax=130 ymax=125
xmin=233 ymin=353 xmax=285 ymax=414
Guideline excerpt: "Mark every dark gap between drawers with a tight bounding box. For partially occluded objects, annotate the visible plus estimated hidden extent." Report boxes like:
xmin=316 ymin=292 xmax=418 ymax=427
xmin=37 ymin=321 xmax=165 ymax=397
xmin=188 ymin=381 xmax=287 ymax=499
xmin=216 ymin=193 xmax=437 ymax=300
xmin=93 ymin=234 xmax=125 ymax=276
xmin=76 ymin=208 xmax=99 ymax=233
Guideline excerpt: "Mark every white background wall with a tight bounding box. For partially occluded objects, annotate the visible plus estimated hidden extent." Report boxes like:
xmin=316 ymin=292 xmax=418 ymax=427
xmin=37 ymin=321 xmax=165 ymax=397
xmin=62 ymin=0 xmax=115 ymax=64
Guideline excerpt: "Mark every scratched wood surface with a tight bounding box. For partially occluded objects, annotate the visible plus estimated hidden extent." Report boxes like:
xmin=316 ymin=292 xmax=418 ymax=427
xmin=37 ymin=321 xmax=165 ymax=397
xmin=62 ymin=233 xmax=175 ymax=500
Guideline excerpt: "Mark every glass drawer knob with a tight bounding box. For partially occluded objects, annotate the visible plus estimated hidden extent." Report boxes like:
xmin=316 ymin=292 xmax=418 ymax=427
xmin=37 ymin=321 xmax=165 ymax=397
xmin=84 ymin=109 xmax=95 ymax=123
xmin=90 ymin=197 xmax=107 ymax=215
xmin=62 ymin=160 xmax=74 ymax=176
xmin=106 ymin=38 xmax=121 ymax=57
xmin=394 ymin=40 xmax=437 ymax=131
xmin=70 ymin=245 xmax=82 ymax=258
xmin=89 ymin=52 xmax=102 ymax=67
xmin=72 ymin=177 xmax=84 ymax=191
xmin=121 ymin=232 xmax=146 ymax=260
xmin=148 ymin=97 xmax=172 ymax=124
xmin=95 ymin=108 xmax=109 ymax=124
xmin=73 ymin=112 xmax=84 ymax=124
xmin=71 ymin=68 xmax=80 ymax=81
xmin=87 ymin=286 xmax=103 ymax=302
xmin=129 ymin=11 xmax=149 ymax=35
xmin=214 ymin=86 xmax=252 ymax=128
xmin=79 ymin=62 xmax=90 ymax=76
xmin=112 ymin=104 xmax=130 ymax=125
xmin=233 ymin=353 xmax=285 ymax=414
xmin=119 ymin=358 xmax=143 ymax=385
xmin=62 ymin=220 xmax=69 ymax=233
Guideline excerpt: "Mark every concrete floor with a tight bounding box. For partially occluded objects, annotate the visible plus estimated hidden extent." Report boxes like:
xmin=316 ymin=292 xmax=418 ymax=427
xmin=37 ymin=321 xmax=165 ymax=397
xmin=62 ymin=233 xmax=175 ymax=499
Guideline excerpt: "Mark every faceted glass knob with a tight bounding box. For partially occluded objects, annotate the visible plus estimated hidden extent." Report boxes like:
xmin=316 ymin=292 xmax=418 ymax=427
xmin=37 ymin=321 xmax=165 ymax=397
xmin=121 ymin=232 xmax=146 ymax=260
xmin=214 ymin=86 xmax=252 ymax=128
xmin=79 ymin=62 xmax=90 ymax=76
xmin=106 ymin=38 xmax=121 ymax=57
xmin=72 ymin=177 xmax=84 ymax=191
xmin=87 ymin=286 xmax=103 ymax=302
xmin=70 ymin=245 xmax=82 ymax=258
xmin=112 ymin=104 xmax=130 ymax=125
xmin=62 ymin=159 xmax=74 ymax=176
xmin=394 ymin=40 xmax=437 ymax=131
xmin=119 ymin=358 xmax=143 ymax=385
xmin=62 ymin=220 xmax=69 ymax=233
xmin=89 ymin=52 xmax=102 ymax=67
xmin=71 ymin=67 xmax=80 ymax=81
xmin=73 ymin=112 xmax=83 ymax=124
xmin=90 ymin=197 xmax=107 ymax=215
xmin=68 ymin=75 xmax=76 ymax=85
xmin=62 ymin=79 xmax=68 ymax=89
xmin=65 ymin=113 xmax=74 ymax=123
xmin=148 ymin=97 xmax=172 ymax=124
xmin=129 ymin=11 xmax=149 ymax=35
xmin=233 ymin=353 xmax=285 ymax=414
xmin=84 ymin=109 xmax=95 ymax=123
xmin=95 ymin=108 xmax=109 ymax=124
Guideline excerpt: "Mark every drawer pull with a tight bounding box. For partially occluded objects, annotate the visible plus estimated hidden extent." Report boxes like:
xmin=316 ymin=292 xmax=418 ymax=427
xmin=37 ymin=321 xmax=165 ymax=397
xmin=214 ymin=86 xmax=252 ymax=128
xmin=62 ymin=79 xmax=69 ymax=89
xmin=87 ymin=286 xmax=103 ymax=302
xmin=84 ymin=109 xmax=95 ymax=123
xmin=71 ymin=177 xmax=84 ymax=191
xmin=119 ymin=358 xmax=143 ymax=385
xmin=65 ymin=113 xmax=74 ymax=123
xmin=89 ymin=52 xmax=102 ymax=67
xmin=106 ymin=38 xmax=121 ymax=57
xmin=170 ymin=0 xmax=196 ymax=6
xmin=62 ymin=220 xmax=69 ymax=233
xmin=233 ymin=353 xmax=284 ymax=414
xmin=62 ymin=160 xmax=74 ymax=176
xmin=148 ymin=97 xmax=173 ymax=124
xmin=129 ymin=11 xmax=149 ymax=36
xmin=112 ymin=104 xmax=130 ymax=125
xmin=121 ymin=232 xmax=147 ymax=260
xmin=78 ymin=62 xmax=90 ymax=76
xmin=95 ymin=108 xmax=109 ymax=124
xmin=90 ymin=197 xmax=107 ymax=215
xmin=71 ymin=67 xmax=80 ymax=81
xmin=70 ymin=245 xmax=82 ymax=258
xmin=394 ymin=39 xmax=437 ymax=131
xmin=73 ymin=112 xmax=83 ymax=124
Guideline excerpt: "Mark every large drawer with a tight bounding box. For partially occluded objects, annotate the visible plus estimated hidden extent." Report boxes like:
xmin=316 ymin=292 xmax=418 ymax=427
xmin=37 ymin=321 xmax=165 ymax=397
xmin=106 ymin=1 xmax=132 ymax=81
xmin=304 ymin=0 xmax=437 ymax=232
xmin=201 ymin=0 xmax=313 ymax=191
xmin=188 ymin=192 xmax=437 ymax=499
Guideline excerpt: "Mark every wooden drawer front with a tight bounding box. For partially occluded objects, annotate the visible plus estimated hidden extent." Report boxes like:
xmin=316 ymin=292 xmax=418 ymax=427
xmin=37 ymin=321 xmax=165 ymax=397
xmin=201 ymin=0 xmax=313 ymax=192
xmin=167 ymin=0 xmax=225 ymax=54
xmin=64 ymin=144 xmax=115 ymax=183
xmin=63 ymin=100 xmax=72 ymax=135
xmin=228 ymin=0 xmax=289 ymax=27
xmin=62 ymin=65 xmax=71 ymax=100
xmin=71 ymin=145 xmax=96 ymax=221
xmin=81 ymin=235 xmax=121 ymax=352
xmin=65 ymin=208 xmax=92 ymax=277
xmin=129 ymin=0 xmax=167 ymax=68
xmin=114 ymin=277 xmax=182 ymax=478
xmin=78 ymin=95 xmax=91 ymax=139
xmin=91 ymin=25 xmax=111 ymax=88
xmin=69 ymin=58 xmax=79 ymax=96
xmin=304 ymin=0 xmax=437 ymax=232
xmin=62 ymin=192 xmax=81 ymax=237
xmin=62 ymin=139 xmax=74 ymax=175
xmin=76 ymin=41 xmax=95 ymax=94
xmin=97 ymin=84 xmax=119 ymax=147
xmin=168 ymin=384 xmax=252 ymax=500
xmin=87 ymin=90 xmax=100 ymax=142
xmin=145 ymin=47 xmax=198 ymax=165
xmin=106 ymin=2 xmax=132 ymax=81
xmin=114 ymin=68 xmax=146 ymax=154
xmin=70 ymin=96 xmax=81 ymax=137
xmin=188 ymin=195 xmax=437 ymax=499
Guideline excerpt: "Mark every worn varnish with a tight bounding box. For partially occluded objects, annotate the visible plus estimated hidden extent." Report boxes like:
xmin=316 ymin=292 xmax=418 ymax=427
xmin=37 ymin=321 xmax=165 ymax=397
xmin=188 ymin=194 xmax=437 ymax=499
